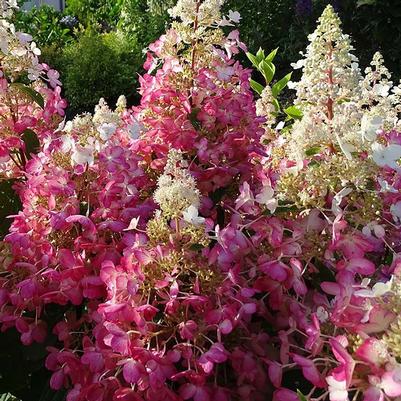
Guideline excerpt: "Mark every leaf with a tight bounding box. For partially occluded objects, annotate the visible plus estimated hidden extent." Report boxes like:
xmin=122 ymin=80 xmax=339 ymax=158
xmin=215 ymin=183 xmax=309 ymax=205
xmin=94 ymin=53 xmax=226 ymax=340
xmin=273 ymin=204 xmax=299 ymax=214
xmin=305 ymin=146 xmax=321 ymax=156
xmin=0 ymin=179 xmax=21 ymax=239
xmin=250 ymin=79 xmax=264 ymax=95
xmin=297 ymin=390 xmax=308 ymax=401
xmin=10 ymin=83 xmax=45 ymax=109
xmin=272 ymin=72 xmax=292 ymax=97
xmin=284 ymin=105 xmax=303 ymax=120
xmin=246 ymin=52 xmax=259 ymax=68
xmin=266 ymin=47 xmax=278 ymax=62
xmin=357 ymin=0 xmax=376 ymax=6
xmin=22 ymin=129 xmax=40 ymax=159
xmin=272 ymin=98 xmax=280 ymax=112
xmin=258 ymin=60 xmax=275 ymax=84
xmin=256 ymin=47 xmax=265 ymax=63
xmin=188 ymin=108 xmax=201 ymax=130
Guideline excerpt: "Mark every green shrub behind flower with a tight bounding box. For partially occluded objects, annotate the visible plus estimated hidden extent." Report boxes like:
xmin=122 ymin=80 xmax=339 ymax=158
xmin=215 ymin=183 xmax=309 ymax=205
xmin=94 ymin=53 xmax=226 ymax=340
xmin=13 ymin=4 xmax=74 ymax=47
xmin=48 ymin=31 xmax=141 ymax=116
xmin=64 ymin=0 xmax=123 ymax=29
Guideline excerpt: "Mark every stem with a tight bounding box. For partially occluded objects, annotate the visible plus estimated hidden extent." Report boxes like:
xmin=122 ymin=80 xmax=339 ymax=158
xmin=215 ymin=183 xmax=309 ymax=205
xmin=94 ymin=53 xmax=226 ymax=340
xmin=326 ymin=43 xmax=334 ymax=121
xmin=190 ymin=1 xmax=201 ymax=73
xmin=175 ymin=216 xmax=181 ymax=241
xmin=19 ymin=148 xmax=26 ymax=168
xmin=9 ymin=152 xmax=22 ymax=169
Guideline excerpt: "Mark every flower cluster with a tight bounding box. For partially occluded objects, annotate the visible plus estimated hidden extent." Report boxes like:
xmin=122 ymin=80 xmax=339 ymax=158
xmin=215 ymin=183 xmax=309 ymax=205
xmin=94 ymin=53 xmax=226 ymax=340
xmin=2 ymin=2 xmax=401 ymax=401
xmin=257 ymin=4 xmax=401 ymax=401
xmin=0 ymin=0 xmax=66 ymax=178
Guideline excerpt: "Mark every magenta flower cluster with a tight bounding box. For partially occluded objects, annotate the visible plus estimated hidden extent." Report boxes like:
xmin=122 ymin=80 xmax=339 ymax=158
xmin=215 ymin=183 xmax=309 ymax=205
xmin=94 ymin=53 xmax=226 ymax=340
xmin=1 ymin=2 xmax=401 ymax=401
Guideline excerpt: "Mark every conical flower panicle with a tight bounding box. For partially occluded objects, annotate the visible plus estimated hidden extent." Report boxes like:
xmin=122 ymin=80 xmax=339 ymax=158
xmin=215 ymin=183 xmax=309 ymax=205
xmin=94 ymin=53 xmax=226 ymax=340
xmin=287 ymin=5 xmax=364 ymax=162
xmin=273 ymin=6 xmax=383 ymax=210
xmin=295 ymin=5 xmax=361 ymax=107
xmin=359 ymin=52 xmax=401 ymax=138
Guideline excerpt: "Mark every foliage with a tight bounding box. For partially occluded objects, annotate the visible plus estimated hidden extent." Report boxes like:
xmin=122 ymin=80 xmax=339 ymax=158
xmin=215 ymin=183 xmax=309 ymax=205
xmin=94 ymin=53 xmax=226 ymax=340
xmin=339 ymin=0 xmax=401 ymax=81
xmin=118 ymin=0 xmax=173 ymax=46
xmin=13 ymin=4 xmax=73 ymax=46
xmin=224 ymin=0 xmax=401 ymax=81
xmin=64 ymin=0 xmax=123 ymax=30
xmin=54 ymin=31 xmax=141 ymax=115
xmin=247 ymin=47 xmax=293 ymax=115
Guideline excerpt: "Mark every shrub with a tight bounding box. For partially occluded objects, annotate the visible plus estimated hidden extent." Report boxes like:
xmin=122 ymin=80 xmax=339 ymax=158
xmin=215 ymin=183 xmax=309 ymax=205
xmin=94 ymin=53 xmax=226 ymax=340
xmin=64 ymin=0 xmax=123 ymax=30
xmin=118 ymin=0 xmax=173 ymax=47
xmin=58 ymin=31 xmax=141 ymax=115
xmin=13 ymin=4 xmax=74 ymax=47
xmin=225 ymin=0 xmax=401 ymax=81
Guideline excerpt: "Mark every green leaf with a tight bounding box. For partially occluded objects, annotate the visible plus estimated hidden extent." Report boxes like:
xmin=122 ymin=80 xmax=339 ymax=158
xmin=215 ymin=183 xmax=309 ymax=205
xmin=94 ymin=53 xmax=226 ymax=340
xmin=189 ymin=244 xmax=204 ymax=251
xmin=284 ymin=105 xmax=303 ymax=120
xmin=250 ymin=79 xmax=264 ymax=95
xmin=266 ymin=47 xmax=278 ymax=62
xmin=305 ymin=146 xmax=321 ymax=156
xmin=246 ymin=52 xmax=259 ymax=68
xmin=22 ymin=129 xmax=40 ymax=159
xmin=357 ymin=0 xmax=376 ymax=6
xmin=297 ymin=390 xmax=308 ymax=401
xmin=256 ymin=47 xmax=265 ymax=63
xmin=258 ymin=60 xmax=275 ymax=84
xmin=0 ymin=179 xmax=21 ymax=238
xmin=11 ymin=83 xmax=45 ymax=109
xmin=308 ymin=160 xmax=320 ymax=167
xmin=271 ymin=72 xmax=292 ymax=97
xmin=188 ymin=108 xmax=201 ymax=130
xmin=273 ymin=203 xmax=299 ymax=213
xmin=272 ymin=98 xmax=280 ymax=112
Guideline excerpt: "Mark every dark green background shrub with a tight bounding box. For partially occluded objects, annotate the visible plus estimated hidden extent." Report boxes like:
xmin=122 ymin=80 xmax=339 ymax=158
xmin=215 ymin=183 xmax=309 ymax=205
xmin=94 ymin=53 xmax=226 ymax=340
xmin=13 ymin=5 xmax=74 ymax=47
xmin=48 ymin=31 xmax=141 ymax=116
xmin=225 ymin=0 xmax=401 ymax=81
xmin=64 ymin=0 xmax=123 ymax=30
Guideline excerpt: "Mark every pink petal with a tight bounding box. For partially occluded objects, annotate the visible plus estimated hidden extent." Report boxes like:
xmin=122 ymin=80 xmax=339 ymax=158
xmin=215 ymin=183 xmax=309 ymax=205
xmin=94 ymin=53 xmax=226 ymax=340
xmin=382 ymin=371 xmax=401 ymax=397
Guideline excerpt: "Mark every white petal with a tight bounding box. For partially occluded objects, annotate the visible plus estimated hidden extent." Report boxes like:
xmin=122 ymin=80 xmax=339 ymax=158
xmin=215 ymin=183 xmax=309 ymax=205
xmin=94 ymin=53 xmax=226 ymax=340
xmin=124 ymin=217 xmax=140 ymax=231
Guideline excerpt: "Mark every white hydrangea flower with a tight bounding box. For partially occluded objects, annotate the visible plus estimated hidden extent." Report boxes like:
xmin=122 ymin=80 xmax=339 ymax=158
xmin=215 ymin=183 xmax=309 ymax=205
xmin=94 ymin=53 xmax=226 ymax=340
xmin=372 ymin=142 xmax=401 ymax=170
xmin=359 ymin=52 xmax=401 ymax=134
xmin=360 ymin=114 xmax=383 ymax=141
xmin=169 ymin=0 xmax=224 ymax=27
xmin=390 ymin=201 xmax=401 ymax=224
xmin=93 ymin=98 xmax=120 ymax=127
xmin=355 ymin=276 xmax=393 ymax=298
xmin=183 ymin=205 xmax=205 ymax=225
xmin=378 ymin=178 xmax=398 ymax=193
xmin=154 ymin=149 xmax=201 ymax=217
xmin=124 ymin=217 xmax=140 ymax=231
xmin=255 ymin=185 xmax=278 ymax=213
xmin=71 ymin=144 xmax=95 ymax=166
xmin=98 ymin=122 xmax=117 ymax=141
xmin=127 ymin=118 xmax=145 ymax=140
xmin=331 ymin=187 xmax=352 ymax=216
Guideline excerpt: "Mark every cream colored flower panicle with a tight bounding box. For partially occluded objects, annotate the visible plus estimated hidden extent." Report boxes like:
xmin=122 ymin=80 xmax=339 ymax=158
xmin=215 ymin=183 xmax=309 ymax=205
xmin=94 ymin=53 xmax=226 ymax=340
xmin=93 ymin=98 xmax=121 ymax=127
xmin=168 ymin=0 xmax=225 ymax=27
xmin=359 ymin=52 xmax=401 ymax=140
xmin=294 ymin=5 xmax=361 ymax=106
xmin=154 ymin=149 xmax=201 ymax=218
xmin=288 ymin=5 xmax=363 ymax=160
xmin=256 ymin=86 xmax=276 ymax=127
